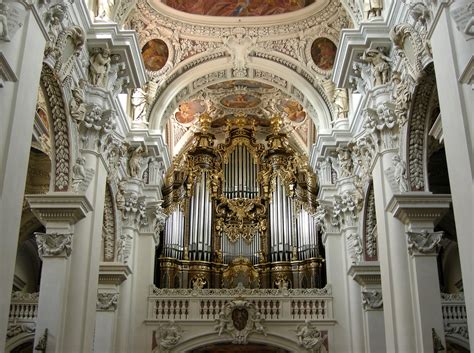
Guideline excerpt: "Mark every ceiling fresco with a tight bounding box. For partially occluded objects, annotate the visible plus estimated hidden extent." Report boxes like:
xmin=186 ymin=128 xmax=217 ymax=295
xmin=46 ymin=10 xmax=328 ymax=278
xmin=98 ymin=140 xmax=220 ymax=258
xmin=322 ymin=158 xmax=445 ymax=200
xmin=161 ymin=0 xmax=315 ymax=17
xmin=220 ymin=93 xmax=261 ymax=109
xmin=175 ymin=99 xmax=207 ymax=124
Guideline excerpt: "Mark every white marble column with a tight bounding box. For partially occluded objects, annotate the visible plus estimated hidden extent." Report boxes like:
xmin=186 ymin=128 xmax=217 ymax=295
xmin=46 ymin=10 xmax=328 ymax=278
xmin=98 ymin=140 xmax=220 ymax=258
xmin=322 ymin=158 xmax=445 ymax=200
xmin=389 ymin=192 xmax=451 ymax=352
xmin=0 ymin=3 xmax=46 ymax=348
xmin=93 ymin=263 xmax=131 ymax=353
xmin=26 ymin=194 xmax=92 ymax=353
xmin=60 ymin=109 xmax=112 ymax=352
xmin=131 ymin=201 xmax=165 ymax=352
xmin=363 ymin=90 xmax=418 ymax=352
xmin=332 ymin=175 xmax=365 ymax=353
xmin=115 ymin=177 xmax=147 ymax=352
xmin=372 ymin=149 xmax=417 ymax=352
xmin=429 ymin=1 xmax=474 ymax=343
xmin=318 ymin=197 xmax=353 ymax=353
xmin=349 ymin=263 xmax=386 ymax=353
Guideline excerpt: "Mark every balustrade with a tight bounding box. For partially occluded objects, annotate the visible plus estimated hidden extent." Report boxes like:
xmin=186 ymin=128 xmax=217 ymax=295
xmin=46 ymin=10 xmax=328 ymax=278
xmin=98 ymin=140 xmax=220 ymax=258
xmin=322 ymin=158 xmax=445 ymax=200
xmin=147 ymin=286 xmax=333 ymax=322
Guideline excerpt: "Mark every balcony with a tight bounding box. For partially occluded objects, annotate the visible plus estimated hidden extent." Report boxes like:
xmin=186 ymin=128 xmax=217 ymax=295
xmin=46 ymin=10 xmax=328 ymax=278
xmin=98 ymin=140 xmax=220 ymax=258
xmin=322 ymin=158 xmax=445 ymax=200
xmin=6 ymin=292 xmax=38 ymax=349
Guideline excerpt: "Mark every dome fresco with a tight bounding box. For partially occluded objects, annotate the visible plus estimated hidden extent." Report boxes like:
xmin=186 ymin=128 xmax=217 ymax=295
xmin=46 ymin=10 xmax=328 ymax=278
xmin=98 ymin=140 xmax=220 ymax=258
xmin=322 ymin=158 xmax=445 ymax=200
xmin=161 ymin=0 xmax=315 ymax=17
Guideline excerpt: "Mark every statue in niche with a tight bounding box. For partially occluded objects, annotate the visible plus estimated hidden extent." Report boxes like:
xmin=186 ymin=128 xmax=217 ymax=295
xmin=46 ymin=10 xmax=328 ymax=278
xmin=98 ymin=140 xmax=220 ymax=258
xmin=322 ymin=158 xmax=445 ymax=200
xmin=364 ymin=0 xmax=383 ymax=20
xmin=0 ymin=3 xmax=9 ymax=42
xmin=361 ymin=47 xmax=391 ymax=86
xmin=88 ymin=48 xmax=112 ymax=87
xmin=70 ymin=79 xmax=87 ymax=122
xmin=333 ymin=88 xmax=349 ymax=120
xmin=131 ymin=85 xmax=149 ymax=123
xmin=96 ymin=0 xmax=115 ymax=21
xmin=392 ymin=154 xmax=409 ymax=192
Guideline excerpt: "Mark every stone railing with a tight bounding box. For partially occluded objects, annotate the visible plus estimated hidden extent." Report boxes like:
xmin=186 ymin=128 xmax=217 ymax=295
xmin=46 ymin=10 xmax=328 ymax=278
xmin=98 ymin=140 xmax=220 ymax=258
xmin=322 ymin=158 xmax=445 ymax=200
xmin=147 ymin=285 xmax=333 ymax=322
xmin=7 ymin=292 xmax=39 ymax=340
xmin=441 ymin=292 xmax=469 ymax=343
xmin=9 ymin=292 xmax=39 ymax=322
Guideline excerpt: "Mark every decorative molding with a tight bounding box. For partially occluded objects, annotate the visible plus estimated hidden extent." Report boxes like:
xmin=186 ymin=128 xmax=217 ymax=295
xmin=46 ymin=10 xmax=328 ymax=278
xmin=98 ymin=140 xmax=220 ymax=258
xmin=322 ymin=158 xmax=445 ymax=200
xmin=362 ymin=183 xmax=377 ymax=260
xmin=332 ymin=190 xmax=362 ymax=228
xmin=79 ymin=105 xmax=116 ymax=151
xmin=150 ymin=285 xmax=332 ymax=297
xmin=406 ymin=230 xmax=443 ymax=256
xmin=35 ymin=232 xmax=73 ymax=259
xmin=362 ymin=289 xmax=383 ymax=310
xmin=96 ymin=292 xmax=119 ymax=311
xmin=6 ymin=322 xmax=35 ymax=339
xmin=40 ymin=63 xmax=71 ymax=191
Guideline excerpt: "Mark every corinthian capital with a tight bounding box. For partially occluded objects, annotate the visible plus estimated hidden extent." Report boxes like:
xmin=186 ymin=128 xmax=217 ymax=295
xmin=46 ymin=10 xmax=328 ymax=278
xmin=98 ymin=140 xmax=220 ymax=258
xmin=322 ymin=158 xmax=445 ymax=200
xmin=364 ymin=102 xmax=399 ymax=152
xmin=406 ymin=230 xmax=443 ymax=256
xmin=79 ymin=105 xmax=116 ymax=151
xmin=35 ymin=232 xmax=73 ymax=259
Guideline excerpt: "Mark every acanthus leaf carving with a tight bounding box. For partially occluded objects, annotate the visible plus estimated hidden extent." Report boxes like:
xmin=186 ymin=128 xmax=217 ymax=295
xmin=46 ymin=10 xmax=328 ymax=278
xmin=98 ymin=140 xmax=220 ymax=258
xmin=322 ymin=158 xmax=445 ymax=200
xmin=364 ymin=101 xmax=399 ymax=152
xmin=79 ymin=105 xmax=116 ymax=151
xmin=96 ymin=292 xmax=119 ymax=311
xmin=35 ymin=232 xmax=73 ymax=259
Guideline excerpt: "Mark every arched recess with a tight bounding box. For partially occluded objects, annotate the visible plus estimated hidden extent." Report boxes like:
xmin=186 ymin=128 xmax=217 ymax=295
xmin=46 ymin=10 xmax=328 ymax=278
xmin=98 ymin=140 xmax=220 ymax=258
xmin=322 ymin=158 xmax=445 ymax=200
xmin=173 ymin=333 xmax=302 ymax=353
xmin=39 ymin=63 xmax=74 ymax=192
xmin=148 ymin=57 xmax=334 ymax=134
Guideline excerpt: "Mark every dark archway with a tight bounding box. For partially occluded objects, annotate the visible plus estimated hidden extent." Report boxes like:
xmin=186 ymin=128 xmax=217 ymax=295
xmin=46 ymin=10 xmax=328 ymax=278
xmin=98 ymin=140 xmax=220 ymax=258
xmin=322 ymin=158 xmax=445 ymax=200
xmin=190 ymin=342 xmax=290 ymax=353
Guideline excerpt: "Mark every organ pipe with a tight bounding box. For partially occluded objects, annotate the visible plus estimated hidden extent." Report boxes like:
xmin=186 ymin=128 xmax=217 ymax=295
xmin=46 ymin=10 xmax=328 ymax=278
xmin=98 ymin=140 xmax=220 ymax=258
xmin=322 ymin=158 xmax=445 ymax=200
xmin=160 ymin=118 xmax=322 ymax=289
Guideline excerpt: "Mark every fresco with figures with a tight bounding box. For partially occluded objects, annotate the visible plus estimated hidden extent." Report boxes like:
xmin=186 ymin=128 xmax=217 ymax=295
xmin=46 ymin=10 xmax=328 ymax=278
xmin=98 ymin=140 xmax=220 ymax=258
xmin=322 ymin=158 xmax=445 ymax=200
xmin=162 ymin=0 xmax=315 ymax=16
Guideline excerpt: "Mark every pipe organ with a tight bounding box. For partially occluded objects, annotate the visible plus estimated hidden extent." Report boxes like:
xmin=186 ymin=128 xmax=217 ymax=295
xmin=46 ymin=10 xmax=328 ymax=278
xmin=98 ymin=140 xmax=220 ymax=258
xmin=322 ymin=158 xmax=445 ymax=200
xmin=159 ymin=114 xmax=324 ymax=289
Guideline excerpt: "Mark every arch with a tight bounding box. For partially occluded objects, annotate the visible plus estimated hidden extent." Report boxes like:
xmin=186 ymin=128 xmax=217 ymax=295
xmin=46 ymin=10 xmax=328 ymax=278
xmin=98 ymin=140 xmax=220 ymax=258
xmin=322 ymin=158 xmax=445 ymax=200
xmin=39 ymin=63 xmax=73 ymax=192
xmin=148 ymin=57 xmax=334 ymax=134
xmin=173 ymin=332 xmax=303 ymax=353
xmin=5 ymin=332 xmax=35 ymax=353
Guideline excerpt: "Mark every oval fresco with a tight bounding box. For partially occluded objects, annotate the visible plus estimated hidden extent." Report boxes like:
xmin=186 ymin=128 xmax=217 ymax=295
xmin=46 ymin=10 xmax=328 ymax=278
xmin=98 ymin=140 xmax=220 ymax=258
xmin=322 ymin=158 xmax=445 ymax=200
xmin=311 ymin=37 xmax=337 ymax=71
xmin=162 ymin=0 xmax=314 ymax=17
xmin=141 ymin=39 xmax=169 ymax=71
xmin=279 ymin=100 xmax=306 ymax=123
xmin=175 ymin=100 xmax=207 ymax=124
xmin=220 ymin=94 xmax=261 ymax=109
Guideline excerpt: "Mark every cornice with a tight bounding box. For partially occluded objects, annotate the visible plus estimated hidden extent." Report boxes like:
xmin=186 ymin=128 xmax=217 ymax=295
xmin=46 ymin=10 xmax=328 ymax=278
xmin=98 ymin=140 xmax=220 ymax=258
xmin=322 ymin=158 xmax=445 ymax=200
xmin=348 ymin=262 xmax=381 ymax=287
xmin=387 ymin=192 xmax=452 ymax=225
xmin=98 ymin=263 xmax=132 ymax=285
xmin=26 ymin=193 xmax=93 ymax=225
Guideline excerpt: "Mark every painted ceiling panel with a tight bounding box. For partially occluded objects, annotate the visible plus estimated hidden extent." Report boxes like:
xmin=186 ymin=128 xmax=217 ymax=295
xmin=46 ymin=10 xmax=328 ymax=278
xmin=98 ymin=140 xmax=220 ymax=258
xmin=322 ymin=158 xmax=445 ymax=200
xmin=161 ymin=0 xmax=315 ymax=17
